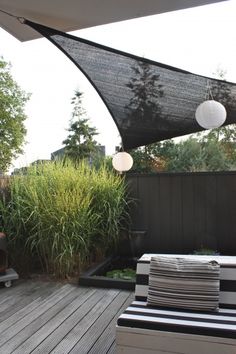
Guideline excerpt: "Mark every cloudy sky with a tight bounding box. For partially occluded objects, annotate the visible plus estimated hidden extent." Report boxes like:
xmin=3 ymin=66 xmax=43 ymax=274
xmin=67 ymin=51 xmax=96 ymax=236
xmin=1 ymin=0 xmax=236 ymax=171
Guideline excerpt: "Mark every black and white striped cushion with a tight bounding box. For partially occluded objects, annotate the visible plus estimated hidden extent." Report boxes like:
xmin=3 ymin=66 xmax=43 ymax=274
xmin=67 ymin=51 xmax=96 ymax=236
xmin=135 ymin=254 xmax=236 ymax=308
xmin=147 ymin=256 xmax=220 ymax=311
xmin=117 ymin=300 xmax=236 ymax=339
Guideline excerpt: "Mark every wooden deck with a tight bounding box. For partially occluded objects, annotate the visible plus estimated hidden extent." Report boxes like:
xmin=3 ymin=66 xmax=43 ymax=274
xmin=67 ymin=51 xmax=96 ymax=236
xmin=0 ymin=279 xmax=133 ymax=354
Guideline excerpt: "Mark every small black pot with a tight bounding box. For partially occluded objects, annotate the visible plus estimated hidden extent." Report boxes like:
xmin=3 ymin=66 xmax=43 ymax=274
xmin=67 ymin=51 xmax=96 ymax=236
xmin=129 ymin=230 xmax=147 ymax=257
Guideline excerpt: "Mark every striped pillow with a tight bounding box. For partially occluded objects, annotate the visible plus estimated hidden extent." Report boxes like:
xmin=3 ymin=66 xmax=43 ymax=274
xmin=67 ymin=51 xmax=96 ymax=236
xmin=147 ymin=256 xmax=220 ymax=311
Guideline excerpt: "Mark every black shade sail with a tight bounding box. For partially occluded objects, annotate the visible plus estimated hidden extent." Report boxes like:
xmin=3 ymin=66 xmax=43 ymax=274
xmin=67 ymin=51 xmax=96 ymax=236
xmin=25 ymin=20 xmax=236 ymax=150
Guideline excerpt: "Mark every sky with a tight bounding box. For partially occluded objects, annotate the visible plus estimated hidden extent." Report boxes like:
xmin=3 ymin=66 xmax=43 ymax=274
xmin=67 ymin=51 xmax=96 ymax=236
xmin=1 ymin=0 xmax=236 ymax=172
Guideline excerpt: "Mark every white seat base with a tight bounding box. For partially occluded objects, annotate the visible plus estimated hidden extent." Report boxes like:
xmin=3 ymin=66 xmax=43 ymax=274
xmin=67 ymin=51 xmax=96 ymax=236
xmin=116 ymin=326 xmax=236 ymax=354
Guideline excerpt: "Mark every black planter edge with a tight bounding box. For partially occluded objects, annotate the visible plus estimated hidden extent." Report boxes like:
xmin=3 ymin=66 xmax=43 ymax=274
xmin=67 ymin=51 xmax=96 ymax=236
xmin=79 ymin=256 xmax=136 ymax=291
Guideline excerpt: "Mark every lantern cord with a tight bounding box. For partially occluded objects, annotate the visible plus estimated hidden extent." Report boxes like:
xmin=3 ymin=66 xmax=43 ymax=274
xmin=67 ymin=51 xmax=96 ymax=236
xmin=0 ymin=8 xmax=25 ymax=24
xmin=206 ymin=79 xmax=214 ymax=100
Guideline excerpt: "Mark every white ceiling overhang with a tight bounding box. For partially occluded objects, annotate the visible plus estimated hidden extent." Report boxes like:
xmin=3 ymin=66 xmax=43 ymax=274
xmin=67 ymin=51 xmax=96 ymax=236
xmin=0 ymin=0 xmax=228 ymax=42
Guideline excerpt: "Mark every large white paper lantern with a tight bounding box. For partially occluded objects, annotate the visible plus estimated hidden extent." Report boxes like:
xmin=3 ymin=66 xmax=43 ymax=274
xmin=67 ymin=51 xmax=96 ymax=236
xmin=112 ymin=152 xmax=133 ymax=172
xmin=195 ymin=100 xmax=226 ymax=129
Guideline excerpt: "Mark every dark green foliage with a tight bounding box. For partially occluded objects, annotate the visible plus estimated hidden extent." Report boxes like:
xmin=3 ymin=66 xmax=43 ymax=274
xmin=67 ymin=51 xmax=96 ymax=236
xmin=131 ymin=140 xmax=175 ymax=173
xmin=201 ymin=69 xmax=236 ymax=168
xmin=164 ymin=138 xmax=230 ymax=172
xmin=131 ymin=135 xmax=236 ymax=173
xmin=0 ymin=58 xmax=29 ymax=172
xmin=193 ymin=248 xmax=220 ymax=255
xmin=106 ymin=268 xmax=136 ymax=280
xmin=63 ymin=90 xmax=99 ymax=164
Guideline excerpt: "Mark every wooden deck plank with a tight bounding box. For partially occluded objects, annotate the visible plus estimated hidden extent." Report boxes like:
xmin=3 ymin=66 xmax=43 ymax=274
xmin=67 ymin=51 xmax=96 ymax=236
xmin=0 ymin=280 xmax=133 ymax=354
xmin=0 ymin=284 xmax=74 ymax=349
xmin=3 ymin=286 xmax=90 ymax=354
xmin=70 ymin=290 xmax=133 ymax=354
xmin=107 ymin=341 xmax=116 ymax=354
xmin=88 ymin=292 xmax=134 ymax=354
xmin=0 ymin=295 xmax=48 ymax=335
xmin=50 ymin=289 xmax=120 ymax=354
xmin=0 ymin=280 xmax=33 ymax=304
xmin=0 ymin=281 xmax=44 ymax=308
xmin=11 ymin=287 xmax=94 ymax=354
xmin=31 ymin=288 xmax=109 ymax=354
xmin=0 ymin=281 xmax=60 ymax=322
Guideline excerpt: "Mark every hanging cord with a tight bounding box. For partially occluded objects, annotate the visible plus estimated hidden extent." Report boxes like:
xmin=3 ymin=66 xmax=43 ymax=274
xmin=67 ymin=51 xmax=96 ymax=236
xmin=206 ymin=79 xmax=214 ymax=100
xmin=0 ymin=8 xmax=25 ymax=24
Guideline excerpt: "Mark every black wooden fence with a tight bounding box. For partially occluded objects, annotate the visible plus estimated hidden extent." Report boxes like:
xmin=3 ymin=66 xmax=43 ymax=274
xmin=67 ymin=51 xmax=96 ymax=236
xmin=126 ymin=172 xmax=236 ymax=255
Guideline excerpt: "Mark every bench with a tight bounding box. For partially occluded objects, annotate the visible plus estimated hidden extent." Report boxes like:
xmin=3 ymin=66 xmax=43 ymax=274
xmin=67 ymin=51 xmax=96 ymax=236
xmin=116 ymin=254 xmax=236 ymax=354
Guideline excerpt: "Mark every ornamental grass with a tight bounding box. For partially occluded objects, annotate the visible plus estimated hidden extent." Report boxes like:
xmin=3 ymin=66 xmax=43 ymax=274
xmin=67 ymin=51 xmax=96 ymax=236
xmin=0 ymin=161 xmax=129 ymax=278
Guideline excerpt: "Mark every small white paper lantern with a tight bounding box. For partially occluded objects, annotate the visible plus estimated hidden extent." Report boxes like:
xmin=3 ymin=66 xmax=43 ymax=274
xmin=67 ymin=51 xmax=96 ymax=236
xmin=195 ymin=100 xmax=227 ymax=129
xmin=112 ymin=152 xmax=133 ymax=172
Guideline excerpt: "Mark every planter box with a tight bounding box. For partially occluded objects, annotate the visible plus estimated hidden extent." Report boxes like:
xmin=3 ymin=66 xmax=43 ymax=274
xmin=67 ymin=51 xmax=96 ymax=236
xmin=79 ymin=256 xmax=136 ymax=290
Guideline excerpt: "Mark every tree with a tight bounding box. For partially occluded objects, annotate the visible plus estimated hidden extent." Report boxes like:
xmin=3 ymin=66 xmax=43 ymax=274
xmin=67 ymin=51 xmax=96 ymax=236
xmin=163 ymin=138 xmax=230 ymax=172
xmin=130 ymin=140 xmax=174 ymax=172
xmin=0 ymin=58 xmax=29 ymax=172
xmin=63 ymin=91 xmax=99 ymax=164
xmin=125 ymin=61 xmax=164 ymax=129
xmin=131 ymin=136 xmax=234 ymax=173
xmin=130 ymin=66 xmax=236 ymax=173
xmin=194 ymin=68 xmax=236 ymax=167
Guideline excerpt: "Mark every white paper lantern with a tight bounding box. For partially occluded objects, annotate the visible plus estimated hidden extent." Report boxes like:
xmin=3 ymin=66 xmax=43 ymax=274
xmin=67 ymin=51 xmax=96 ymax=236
xmin=195 ymin=100 xmax=226 ymax=129
xmin=112 ymin=152 xmax=133 ymax=172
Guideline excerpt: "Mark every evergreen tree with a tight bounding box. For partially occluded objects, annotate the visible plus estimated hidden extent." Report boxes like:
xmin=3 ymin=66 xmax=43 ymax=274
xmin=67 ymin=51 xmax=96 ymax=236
xmin=63 ymin=91 xmax=99 ymax=164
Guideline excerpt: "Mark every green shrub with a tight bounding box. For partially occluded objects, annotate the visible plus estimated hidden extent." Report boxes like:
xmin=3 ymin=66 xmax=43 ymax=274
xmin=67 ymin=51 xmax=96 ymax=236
xmin=0 ymin=161 xmax=130 ymax=278
xmin=193 ymin=247 xmax=220 ymax=255
xmin=106 ymin=268 xmax=136 ymax=280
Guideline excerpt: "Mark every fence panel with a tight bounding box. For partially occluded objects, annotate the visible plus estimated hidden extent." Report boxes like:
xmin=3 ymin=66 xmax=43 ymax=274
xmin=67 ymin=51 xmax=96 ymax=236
xmin=126 ymin=172 xmax=236 ymax=255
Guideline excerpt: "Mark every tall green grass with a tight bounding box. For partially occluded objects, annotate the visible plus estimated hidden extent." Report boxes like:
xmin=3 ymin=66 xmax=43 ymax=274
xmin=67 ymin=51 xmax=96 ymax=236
xmin=0 ymin=161 xmax=130 ymax=277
